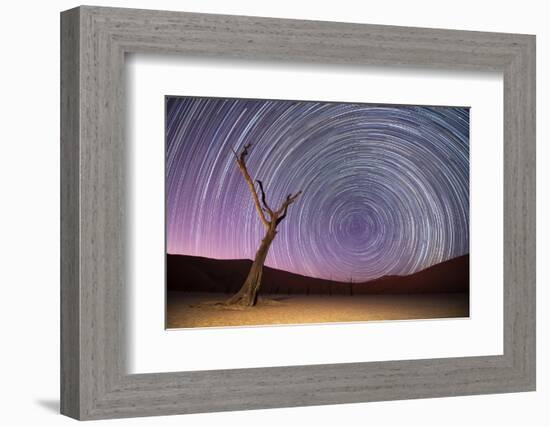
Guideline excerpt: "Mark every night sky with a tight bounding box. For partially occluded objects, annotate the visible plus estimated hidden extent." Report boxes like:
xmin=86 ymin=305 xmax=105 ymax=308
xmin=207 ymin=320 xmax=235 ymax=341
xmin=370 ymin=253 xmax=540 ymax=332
xmin=166 ymin=97 xmax=469 ymax=283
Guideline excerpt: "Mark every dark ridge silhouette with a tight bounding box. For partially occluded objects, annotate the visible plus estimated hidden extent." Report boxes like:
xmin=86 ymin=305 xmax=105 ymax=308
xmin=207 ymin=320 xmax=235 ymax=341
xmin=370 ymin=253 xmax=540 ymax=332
xmin=167 ymin=254 xmax=469 ymax=295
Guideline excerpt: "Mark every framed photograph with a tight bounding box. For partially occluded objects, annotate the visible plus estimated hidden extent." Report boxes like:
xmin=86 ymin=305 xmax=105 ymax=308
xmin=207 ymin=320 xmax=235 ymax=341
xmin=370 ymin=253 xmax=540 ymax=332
xmin=61 ymin=6 xmax=535 ymax=420
xmin=165 ymin=96 xmax=471 ymax=329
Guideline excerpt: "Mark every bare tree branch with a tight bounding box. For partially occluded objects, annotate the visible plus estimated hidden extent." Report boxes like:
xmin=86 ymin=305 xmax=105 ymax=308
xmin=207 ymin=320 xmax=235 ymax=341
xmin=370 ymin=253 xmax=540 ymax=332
xmin=239 ymin=143 xmax=251 ymax=163
xmin=276 ymin=191 xmax=303 ymax=214
xmin=275 ymin=190 xmax=303 ymax=225
xmin=234 ymin=144 xmax=270 ymax=229
xmin=255 ymin=180 xmax=273 ymax=217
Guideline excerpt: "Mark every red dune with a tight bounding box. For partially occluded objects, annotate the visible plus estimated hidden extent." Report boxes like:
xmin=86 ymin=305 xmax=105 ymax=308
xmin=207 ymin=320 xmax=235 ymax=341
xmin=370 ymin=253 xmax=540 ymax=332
xmin=167 ymin=254 xmax=469 ymax=295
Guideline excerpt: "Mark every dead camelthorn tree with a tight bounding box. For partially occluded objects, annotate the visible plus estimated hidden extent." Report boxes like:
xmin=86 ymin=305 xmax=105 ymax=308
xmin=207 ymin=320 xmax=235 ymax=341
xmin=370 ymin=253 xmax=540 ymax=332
xmin=226 ymin=143 xmax=302 ymax=307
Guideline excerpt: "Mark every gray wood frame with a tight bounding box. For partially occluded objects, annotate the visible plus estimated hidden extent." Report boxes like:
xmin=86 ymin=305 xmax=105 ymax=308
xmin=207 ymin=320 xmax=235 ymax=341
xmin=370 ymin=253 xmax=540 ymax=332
xmin=60 ymin=5 xmax=536 ymax=420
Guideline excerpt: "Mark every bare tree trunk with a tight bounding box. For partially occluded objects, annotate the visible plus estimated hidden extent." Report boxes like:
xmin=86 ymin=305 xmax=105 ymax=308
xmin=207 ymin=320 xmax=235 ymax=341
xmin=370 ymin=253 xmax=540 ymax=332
xmin=226 ymin=228 xmax=276 ymax=306
xmin=225 ymin=143 xmax=302 ymax=307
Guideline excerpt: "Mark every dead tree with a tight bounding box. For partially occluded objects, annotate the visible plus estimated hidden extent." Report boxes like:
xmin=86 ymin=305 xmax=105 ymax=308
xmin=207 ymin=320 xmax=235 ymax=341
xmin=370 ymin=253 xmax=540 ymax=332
xmin=226 ymin=143 xmax=302 ymax=306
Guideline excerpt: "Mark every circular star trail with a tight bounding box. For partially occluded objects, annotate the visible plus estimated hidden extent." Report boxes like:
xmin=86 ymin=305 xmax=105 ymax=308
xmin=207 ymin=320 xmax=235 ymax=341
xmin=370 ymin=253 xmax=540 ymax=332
xmin=166 ymin=97 xmax=469 ymax=282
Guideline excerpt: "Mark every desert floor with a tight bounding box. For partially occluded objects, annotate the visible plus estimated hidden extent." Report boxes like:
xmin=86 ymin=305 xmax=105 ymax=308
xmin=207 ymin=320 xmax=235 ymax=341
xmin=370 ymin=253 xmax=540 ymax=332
xmin=166 ymin=291 xmax=469 ymax=328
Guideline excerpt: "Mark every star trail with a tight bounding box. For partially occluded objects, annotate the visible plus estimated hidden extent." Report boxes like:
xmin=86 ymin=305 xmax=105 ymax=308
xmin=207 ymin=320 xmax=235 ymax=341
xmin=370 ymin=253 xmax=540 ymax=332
xmin=166 ymin=96 xmax=469 ymax=283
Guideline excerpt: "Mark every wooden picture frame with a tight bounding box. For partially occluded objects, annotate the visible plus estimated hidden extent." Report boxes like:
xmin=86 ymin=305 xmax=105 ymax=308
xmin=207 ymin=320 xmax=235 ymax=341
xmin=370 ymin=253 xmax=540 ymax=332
xmin=60 ymin=5 xmax=536 ymax=420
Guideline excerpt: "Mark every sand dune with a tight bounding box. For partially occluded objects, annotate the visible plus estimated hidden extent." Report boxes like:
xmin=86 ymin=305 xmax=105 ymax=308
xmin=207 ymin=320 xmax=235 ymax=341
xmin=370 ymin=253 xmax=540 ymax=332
xmin=167 ymin=254 xmax=469 ymax=295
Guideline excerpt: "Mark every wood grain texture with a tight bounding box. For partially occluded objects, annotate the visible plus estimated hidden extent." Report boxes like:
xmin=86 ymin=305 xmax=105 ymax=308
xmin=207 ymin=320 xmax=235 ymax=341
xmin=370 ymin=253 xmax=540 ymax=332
xmin=60 ymin=5 xmax=536 ymax=420
xmin=60 ymin=7 xmax=80 ymax=419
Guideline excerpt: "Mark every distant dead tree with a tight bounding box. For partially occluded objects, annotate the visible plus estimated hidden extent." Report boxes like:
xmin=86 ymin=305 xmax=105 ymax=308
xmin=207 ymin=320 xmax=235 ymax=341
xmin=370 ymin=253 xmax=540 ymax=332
xmin=226 ymin=143 xmax=302 ymax=307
